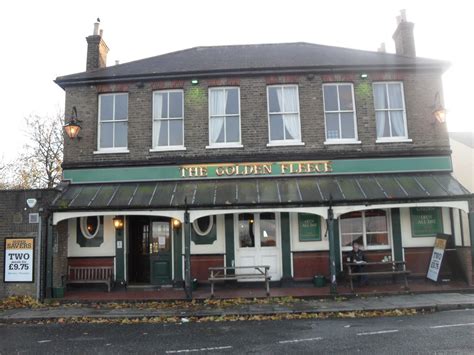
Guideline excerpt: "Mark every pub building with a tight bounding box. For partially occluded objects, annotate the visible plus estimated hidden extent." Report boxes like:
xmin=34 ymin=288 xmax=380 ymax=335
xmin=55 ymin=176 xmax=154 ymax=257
xmin=46 ymin=13 xmax=474 ymax=298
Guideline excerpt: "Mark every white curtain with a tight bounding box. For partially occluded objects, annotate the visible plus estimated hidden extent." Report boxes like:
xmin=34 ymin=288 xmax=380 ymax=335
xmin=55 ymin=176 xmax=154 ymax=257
xmin=376 ymin=112 xmax=386 ymax=138
xmin=154 ymin=93 xmax=164 ymax=118
xmin=154 ymin=93 xmax=164 ymax=146
xmin=388 ymin=84 xmax=403 ymax=109
xmin=374 ymin=84 xmax=387 ymax=138
xmin=373 ymin=84 xmax=387 ymax=109
xmin=387 ymin=84 xmax=405 ymax=137
xmin=390 ymin=111 xmax=405 ymax=137
xmin=154 ymin=121 xmax=166 ymax=146
xmin=282 ymin=87 xmax=300 ymax=140
xmin=210 ymin=90 xmax=227 ymax=143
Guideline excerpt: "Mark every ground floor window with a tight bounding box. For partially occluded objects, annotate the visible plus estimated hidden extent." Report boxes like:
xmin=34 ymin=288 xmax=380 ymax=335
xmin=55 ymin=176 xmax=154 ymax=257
xmin=340 ymin=209 xmax=390 ymax=250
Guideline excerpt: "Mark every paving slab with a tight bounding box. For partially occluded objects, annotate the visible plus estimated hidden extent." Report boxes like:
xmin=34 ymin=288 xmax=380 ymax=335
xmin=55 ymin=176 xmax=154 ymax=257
xmin=1 ymin=292 xmax=473 ymax=322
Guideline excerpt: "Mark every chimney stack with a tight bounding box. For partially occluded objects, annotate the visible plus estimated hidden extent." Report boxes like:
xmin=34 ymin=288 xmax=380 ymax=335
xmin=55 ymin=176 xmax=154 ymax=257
xmin=377 ymin=42 xmax=386 ymax=53
xmin=86 ymin=21 xmax=109 ymax=71
xmin=392 ymin=9 xmax=416 ymax=57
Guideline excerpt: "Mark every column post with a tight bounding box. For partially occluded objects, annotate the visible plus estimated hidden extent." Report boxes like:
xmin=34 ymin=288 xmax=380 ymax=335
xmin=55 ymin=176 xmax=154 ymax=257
xmin=469 ymin=211 xmax=474 ymax=275
xmin=45 ymin=216 xmax=54 ymax=299
xmin=184 ymin=209 xmax=192 ymax=300
xmin=328 ymin=207 xmax=337 ymax=295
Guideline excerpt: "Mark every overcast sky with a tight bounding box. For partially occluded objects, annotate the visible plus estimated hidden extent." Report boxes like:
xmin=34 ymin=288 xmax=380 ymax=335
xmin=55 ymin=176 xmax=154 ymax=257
xmin=0 ymin=0 xmax=472 ymax=160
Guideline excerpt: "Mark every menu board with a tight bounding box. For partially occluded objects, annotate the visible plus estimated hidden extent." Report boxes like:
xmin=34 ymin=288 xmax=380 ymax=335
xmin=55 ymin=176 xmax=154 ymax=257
xmin=427 ymin=234 xmax=449 ymax=282
xmin=410 ymin=207 xmax=443 ymax=237
xmin=298 ymin=214 xmax=321 ymax=242
xmin=4 ymin=238 xmax=34 ymax=282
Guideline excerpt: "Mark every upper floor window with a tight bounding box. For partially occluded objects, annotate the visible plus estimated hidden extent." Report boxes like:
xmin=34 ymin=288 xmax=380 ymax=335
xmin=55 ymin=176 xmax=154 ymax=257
xmin=208 ymin=87 xmax=241 ymax=147
xmin=153 ymin=90 xmax=184 ymax=150
xmin=98 ymin=93 xmax=128 ymax=151
xmin=373 ymin=82 xmax=408 ymax=141
xmin=323 ymin=83 xmax=358 ymax=143
xmin=267 ymin=85 xmax=301 ymax=144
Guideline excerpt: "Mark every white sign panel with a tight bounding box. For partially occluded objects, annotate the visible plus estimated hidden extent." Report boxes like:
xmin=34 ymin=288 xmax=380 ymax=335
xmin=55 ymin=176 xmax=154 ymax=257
xmin=4 ymin=238 xmax=34 ymax=282
xmin=427 ymin=236 xmax=447 ymax=282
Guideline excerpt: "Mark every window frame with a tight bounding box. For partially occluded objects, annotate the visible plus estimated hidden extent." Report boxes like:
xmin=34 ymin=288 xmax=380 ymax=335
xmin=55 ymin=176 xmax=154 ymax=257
xmin=266 ymin=84 xmax=303 ymax=146
xmin=372 ymin=81 xmax=410 ymax=143
xmin=322 ymin=82 xmax=360 ymax=144
xmin=151 ymin=89 xmax=185 ymax=151
xmin=96 ymin=92 xmax=129 ymax=153
xmin=207 ymin=86 xmax=242 ymax=148
xmin=79 ymin=216 xmax=100 ymax=240
xmin=340 ymin=209 xmax=392 ymax=251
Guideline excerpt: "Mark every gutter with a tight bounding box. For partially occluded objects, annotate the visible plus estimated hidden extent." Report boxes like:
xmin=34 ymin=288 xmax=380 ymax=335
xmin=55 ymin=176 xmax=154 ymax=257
xmin=54 ymin=63 xmax=449 ymax=89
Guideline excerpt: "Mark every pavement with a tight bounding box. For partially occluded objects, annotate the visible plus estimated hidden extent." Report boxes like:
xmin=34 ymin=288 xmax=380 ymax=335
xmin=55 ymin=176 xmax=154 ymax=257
xmin=1 ymin=292 xmax=474 ymax=322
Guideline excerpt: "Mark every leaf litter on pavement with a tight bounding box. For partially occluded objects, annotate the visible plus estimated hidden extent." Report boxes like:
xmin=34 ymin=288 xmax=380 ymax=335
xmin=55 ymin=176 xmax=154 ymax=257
xmin=1 ymin=295 xmax=428 ymax=325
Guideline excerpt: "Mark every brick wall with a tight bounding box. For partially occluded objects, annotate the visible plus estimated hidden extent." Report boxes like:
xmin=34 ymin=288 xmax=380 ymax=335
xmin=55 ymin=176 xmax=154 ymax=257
xmin=52 ymin=220 xmax=68 ymax=289
xmin=62 ymin=70 xmax=450 ymax=168
xmin=0 ymin=189 xmax=56 ymax=298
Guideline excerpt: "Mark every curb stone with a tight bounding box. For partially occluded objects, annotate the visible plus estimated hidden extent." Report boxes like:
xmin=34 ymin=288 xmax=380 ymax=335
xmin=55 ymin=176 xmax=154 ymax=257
xmin=1 ymin=303 xmax=472 ymax=324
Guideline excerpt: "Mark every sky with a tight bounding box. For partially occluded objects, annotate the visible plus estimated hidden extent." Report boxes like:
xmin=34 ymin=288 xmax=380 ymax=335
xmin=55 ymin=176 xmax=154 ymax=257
xmin=0 ymin=0 xmax=472 ymax=160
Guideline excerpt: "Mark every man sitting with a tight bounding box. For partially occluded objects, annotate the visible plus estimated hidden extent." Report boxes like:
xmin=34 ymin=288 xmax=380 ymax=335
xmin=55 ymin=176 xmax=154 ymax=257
xmin=349 ymin=241 xmax=368 ymax=286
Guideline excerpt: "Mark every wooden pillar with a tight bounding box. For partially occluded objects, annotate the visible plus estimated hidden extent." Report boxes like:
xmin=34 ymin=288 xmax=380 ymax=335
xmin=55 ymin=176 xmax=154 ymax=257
xmin=184 ymin=210 xmax=192 ymax=299
xmin=327 ymin=207 xmax=337 ymax=295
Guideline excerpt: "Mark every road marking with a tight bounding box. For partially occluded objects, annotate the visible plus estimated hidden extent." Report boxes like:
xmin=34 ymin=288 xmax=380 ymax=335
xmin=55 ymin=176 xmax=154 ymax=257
xmin=430 ymin=322 xmax=474 ymax=329
xmin=37 ymin=340 xmax=52 ymax=344
xmin=279 ymin=337 xmax=323 ymax=344
xmin=165 ymin=346 xmax=232 ymax=353
xmin=357 ymin=330 xmax=399 ymax=336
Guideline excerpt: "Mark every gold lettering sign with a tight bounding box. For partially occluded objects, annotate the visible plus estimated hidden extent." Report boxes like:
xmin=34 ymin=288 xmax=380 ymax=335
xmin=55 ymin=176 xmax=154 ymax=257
xmin=179 ymin=161 xmax=332 ymax=178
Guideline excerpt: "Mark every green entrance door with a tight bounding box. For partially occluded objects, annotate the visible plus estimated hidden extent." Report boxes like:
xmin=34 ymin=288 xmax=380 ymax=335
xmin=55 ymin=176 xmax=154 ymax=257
xmin=150 ymin=220 xmax=172 ymax=285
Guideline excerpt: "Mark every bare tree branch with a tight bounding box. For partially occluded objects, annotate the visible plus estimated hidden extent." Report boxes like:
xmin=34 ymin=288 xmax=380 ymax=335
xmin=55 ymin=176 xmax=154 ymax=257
xmin=4 ymin=111 xmax=64 ymax=189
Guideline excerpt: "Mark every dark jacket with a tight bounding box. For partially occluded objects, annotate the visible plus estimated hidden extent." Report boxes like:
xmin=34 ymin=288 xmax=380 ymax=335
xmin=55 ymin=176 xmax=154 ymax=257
xmin=349 ymin=249 xmax=366 ymax=263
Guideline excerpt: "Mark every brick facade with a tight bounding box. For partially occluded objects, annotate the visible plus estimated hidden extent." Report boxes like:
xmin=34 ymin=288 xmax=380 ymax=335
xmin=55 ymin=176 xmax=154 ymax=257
xmin=62 ymin=70 xmax=449 ymax=168
xmin=0 ymin=189 xmax=56 ymax=298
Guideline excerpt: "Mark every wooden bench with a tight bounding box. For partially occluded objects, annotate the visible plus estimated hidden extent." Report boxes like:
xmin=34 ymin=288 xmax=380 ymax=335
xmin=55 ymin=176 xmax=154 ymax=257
xmin=346 ymin=261 xmax=410 ymax=292
xmin=208 ymin=266 xmax=271 ymax=297
xmin=66 ymin=266 xmax=114 ymax=292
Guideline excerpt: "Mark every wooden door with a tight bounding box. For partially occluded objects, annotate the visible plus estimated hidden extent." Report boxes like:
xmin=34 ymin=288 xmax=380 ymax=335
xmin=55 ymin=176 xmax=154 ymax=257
xmin=150 ymin=220 xmax=172 ymax=285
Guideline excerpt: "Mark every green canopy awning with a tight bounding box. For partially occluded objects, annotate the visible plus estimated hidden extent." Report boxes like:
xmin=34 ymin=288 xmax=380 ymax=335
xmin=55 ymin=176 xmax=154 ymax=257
xmin=51 ymin=173 xmax=470 ymax=211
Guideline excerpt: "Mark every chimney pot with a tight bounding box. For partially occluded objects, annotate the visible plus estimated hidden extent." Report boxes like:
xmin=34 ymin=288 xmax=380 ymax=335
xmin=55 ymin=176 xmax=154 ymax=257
xmin=400 ymin=9 xmax=407 ymax=22
xmin=99 ymin=29 xmax=103 ymax=37
xmin=392 ymin=10 xmax=416 ymax=57
xmin=115 ymin=60 xmax=120 ymax=65
xmin=93 ymin=22 xmax=100 ymax=35
xmin=377 ymin=42 xmax=386 ymax=53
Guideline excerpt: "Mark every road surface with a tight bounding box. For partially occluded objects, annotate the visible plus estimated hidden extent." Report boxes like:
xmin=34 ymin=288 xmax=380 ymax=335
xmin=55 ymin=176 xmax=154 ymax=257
xmin=1 ymin=309 xmax=473 ymax=354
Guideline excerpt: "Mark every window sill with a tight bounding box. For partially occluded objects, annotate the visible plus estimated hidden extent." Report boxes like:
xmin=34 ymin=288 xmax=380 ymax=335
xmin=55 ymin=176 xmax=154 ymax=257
xmin=93 ymin=149 xmax=130 ymax=154
xmin=149 ymin=147 xmax=186 ymax=152
xmin=341 ymin=246 xmax=392 ymax=252
xmin=205 ymin=144 xmax=244 ymax=149
xmin=376 ymin=138 xmax=413 ymax=143
xmin=266 ymin=141 xmax=305 ymax=147
xmin=324 ymin=140 xmax=361 ymax=145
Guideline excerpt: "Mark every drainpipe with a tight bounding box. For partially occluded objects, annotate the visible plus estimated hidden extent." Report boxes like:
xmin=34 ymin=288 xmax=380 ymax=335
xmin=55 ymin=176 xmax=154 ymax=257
xmin=184 ymin=199 xmax=192 ymax=299
xmin=36 ymin=209 xmax=43 ymax=301
xmin=328 ymin=206 xmax=338 ymax=295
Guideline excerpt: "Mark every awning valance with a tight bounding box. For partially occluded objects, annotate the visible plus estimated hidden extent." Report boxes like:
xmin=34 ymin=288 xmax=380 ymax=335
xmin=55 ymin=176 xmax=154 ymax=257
xmin=52 ymin=173 xmax=470 ymax=211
